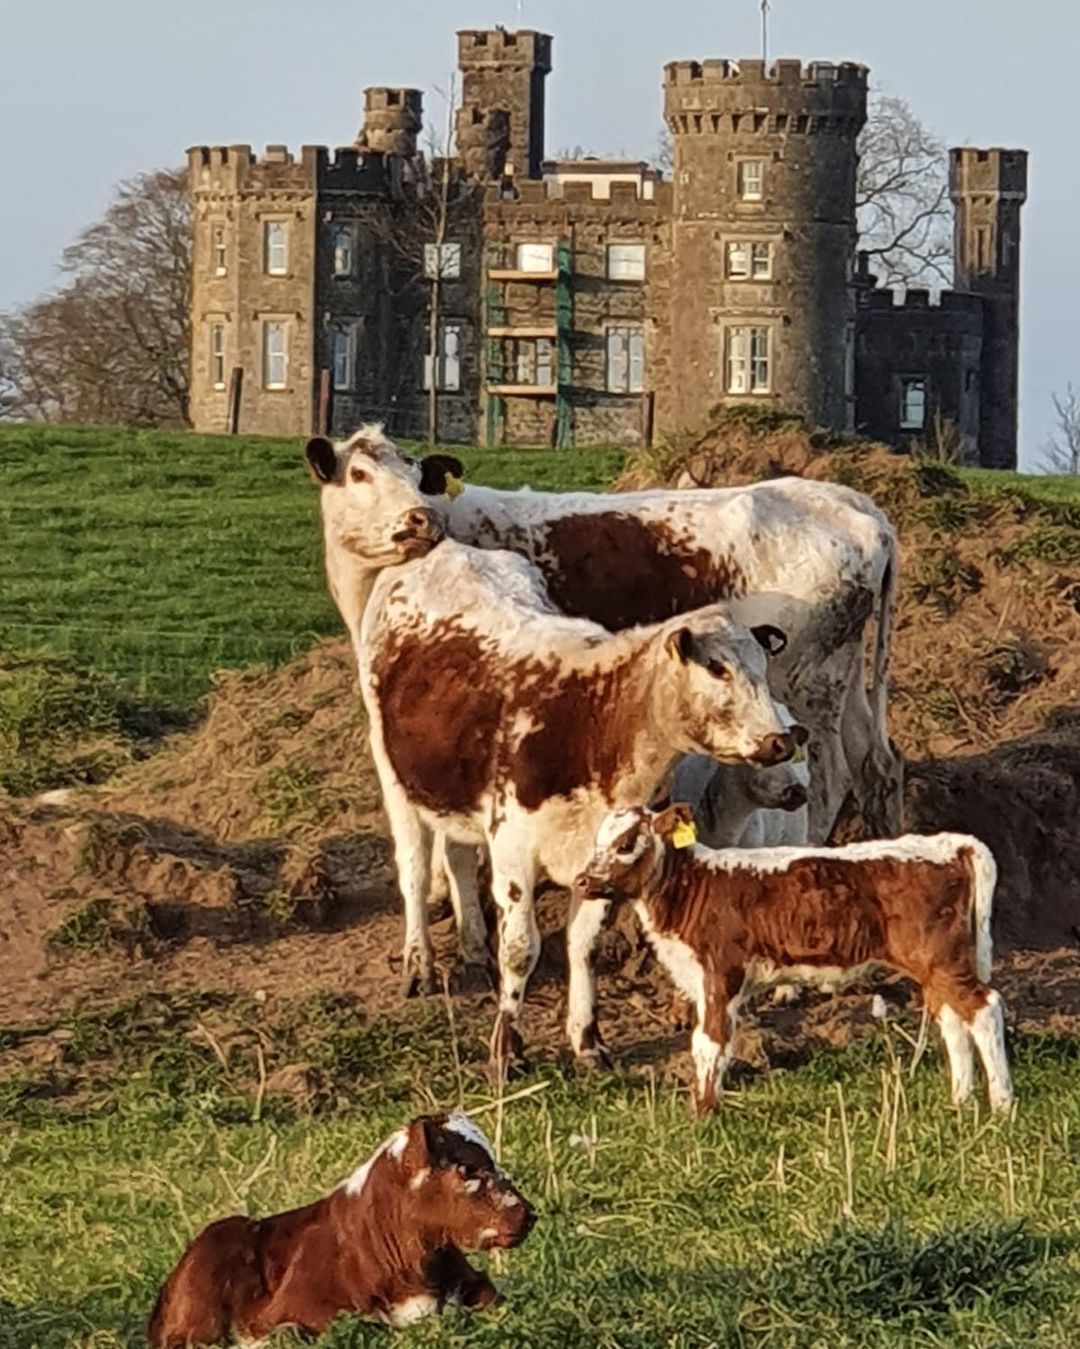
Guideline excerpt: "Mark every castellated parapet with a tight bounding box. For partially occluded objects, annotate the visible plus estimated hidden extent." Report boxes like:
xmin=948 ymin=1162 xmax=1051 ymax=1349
xmin=358 ymin=88 xmax=423 ymax=157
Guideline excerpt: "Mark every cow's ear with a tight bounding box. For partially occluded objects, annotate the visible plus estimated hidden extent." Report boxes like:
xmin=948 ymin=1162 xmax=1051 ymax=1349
xmin=305 ymin=436 xmax=339 ymax=484
xmin=419 ymin=453 xmax=465 ymax=496
xmin=751 ymin=624 xmax=787 ymax=657
xmin=651 ymin=801 xmax=695 ymax=838
xmin=665 ymin=626 xmax=695 ymax=665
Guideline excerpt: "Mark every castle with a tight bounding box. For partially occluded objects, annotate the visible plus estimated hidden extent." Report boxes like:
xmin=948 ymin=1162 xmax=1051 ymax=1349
xmin=187 ymin=29 xmax=1027 ymax=467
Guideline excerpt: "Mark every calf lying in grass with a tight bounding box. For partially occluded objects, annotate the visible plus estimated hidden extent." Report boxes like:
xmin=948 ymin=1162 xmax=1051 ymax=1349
xmin=574 ymin=804 xmax=1012 ymax=1116
xmin=147 ymin=1111 xmax=534 ymax=1345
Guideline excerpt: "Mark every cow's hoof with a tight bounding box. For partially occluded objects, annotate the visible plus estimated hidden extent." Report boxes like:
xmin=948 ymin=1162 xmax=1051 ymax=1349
xmin=671 ymin=994 xmax=694 ymax=1031
xmin=450 ymin=959 xmax=494 ymax=995
xmin=489 ymin=1015 xmax=527 ymax=1080
xmin=400 ymin=964 xmax=437 ymax=999
xmin=574 ymin=1043 xmax=613 ymax=1073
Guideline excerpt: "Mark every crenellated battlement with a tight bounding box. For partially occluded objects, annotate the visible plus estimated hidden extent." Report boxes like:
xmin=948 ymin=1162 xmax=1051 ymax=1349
xmin=664 ymin=57 xmax=867 ymax=133
xmin=860 ymin=287 xmax=984 ymax=320
xmin=187 ymin=144 xmax=395 ymax=196
xmin=483 ymin=176 xmax=668 ymax=210
xmin=950 ymin=147 xmax=1028 ymax=202
xmin=457 ymin=28 xmax=552 ymax=72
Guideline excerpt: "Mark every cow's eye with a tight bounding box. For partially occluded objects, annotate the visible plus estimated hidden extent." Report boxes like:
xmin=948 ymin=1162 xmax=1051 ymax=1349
xmin=349 ymin=465 xmax=371 ymax=485
xmin=707 ymin=659 xmax=730 ymax=681
xmin=617 ymin=836 xmax=638 ymax=858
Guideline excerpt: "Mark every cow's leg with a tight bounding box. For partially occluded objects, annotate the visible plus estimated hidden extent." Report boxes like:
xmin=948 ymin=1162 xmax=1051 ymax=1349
xmin=839 ymin=649 xmax=904 ymax=837
xmin=691 ymin=973 xmax=742 ymax=1116
xmin=936 ymin=1003 xmax=976 ymax=1105
xmin=384 ymin=794 xmax=436 ymax=999
xmin=488 ymin=852 xmax=539 ymax=1076
xmin=443 ymin=840 xmax=492 ymax=991
xmin=966 ymin=988 xmax=1013 ymax=1113
xmin=565 ymin=892 xmax=613 ymax=1068
xmin=428 ymin=828 xmax=450 ymax=912
xmin=783 ymin=673 xmax=850 ymax=844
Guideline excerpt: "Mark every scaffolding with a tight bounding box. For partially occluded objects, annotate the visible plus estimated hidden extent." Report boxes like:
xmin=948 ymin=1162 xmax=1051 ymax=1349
xmin=483 ymin=238 xmax=573 ymax=447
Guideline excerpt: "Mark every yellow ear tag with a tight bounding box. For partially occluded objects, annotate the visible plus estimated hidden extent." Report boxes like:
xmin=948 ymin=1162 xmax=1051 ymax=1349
xmin=445 ymin=473 xmax=464 ymax=500
xmin=793 ymin=745 xmax=806 ymax=764
xmin=671 ymin=820 xmax=697 ymax=850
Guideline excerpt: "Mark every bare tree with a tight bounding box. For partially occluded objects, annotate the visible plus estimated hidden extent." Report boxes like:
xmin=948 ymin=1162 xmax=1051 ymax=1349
xmin=1039 ymin=385 xmax=1080 ymax=474
xmin=857 ymin=93 xmax=952 ymax=288
xmin=0 ymin=169 xmax=190 ymax=426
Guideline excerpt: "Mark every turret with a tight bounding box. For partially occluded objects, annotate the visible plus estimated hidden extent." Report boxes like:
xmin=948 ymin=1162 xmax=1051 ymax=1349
xmin=358 ymin=87 xmax=423 ymax=157
xmin=456 ymin=29 xmax=552 ymax=181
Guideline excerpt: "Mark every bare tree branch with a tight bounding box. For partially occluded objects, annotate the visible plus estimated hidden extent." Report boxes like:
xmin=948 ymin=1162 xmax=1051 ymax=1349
xmin=857 ymin=93 xmax=953 ymax=288
xmin=1039 ymin=384 xmax=1080 ymax=474
xmin=0 ymin=169 xmax=190 ymax=426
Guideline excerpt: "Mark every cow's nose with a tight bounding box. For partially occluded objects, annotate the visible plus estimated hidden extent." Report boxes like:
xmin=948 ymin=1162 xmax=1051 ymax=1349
xmin=574 ymin=873 xmax=600 ymax=898
xmin=781 ymin=782 xmax=808 ymax=811
xmin=406 ymin=508 xmax=440 ymax=534
xmin=754 ymin=732 xmax=795 ymax=766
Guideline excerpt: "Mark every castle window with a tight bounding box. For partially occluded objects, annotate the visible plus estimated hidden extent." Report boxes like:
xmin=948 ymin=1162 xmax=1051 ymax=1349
xmin=333 ymin=228 xmax=354 ymax=277
xmin=726 ymin=241 xmax=772 ymax=280
xmin=212 ymin=226 xmax=227 ymax=276
xmin=516 ymin=242 xmax=555 ymax=274
xmin=424 ymin=321 xmax=463 ymax=393
xmin=264 ymin=221 xmax=288 ymax=275
xmin=726 ymin=326 xmax=770 ymax=394
xmin=606 ymin=326 xmax=645 ymax=394
xmin=607 ymin=243 xmax=646 ymax=282
xmin=424 ymin=242 xmax=462 ymax=280
xmin=514 ymin=338 xmax=554 ymax=387
xmin=738 ymin=160 xmax=764 ymax=201
xmin=332 ymin=324 xmax=356 ymax=391
xmin=263 ymin=321 xmax=288 ymax=389
xmin=900 ymin=378 xmax=927 ymax=430
xmin=210 ymin=321 xmax=226 ymax=389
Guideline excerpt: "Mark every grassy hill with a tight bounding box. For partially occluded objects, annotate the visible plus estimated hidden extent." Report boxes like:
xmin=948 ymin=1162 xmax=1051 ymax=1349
xmin=0 ymin=425 xmax=625 ymax=704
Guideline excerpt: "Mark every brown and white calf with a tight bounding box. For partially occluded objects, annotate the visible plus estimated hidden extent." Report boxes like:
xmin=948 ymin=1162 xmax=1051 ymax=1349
xmin=147 ymin=1110 xmax=534 ymax=1346
xmin=574 ymin=805 xmax=1012 ymax=1115
xmin=416 ymin=451 xmax=901 ymax=841
xmin=359 ymin=539 xmax=796 ymax=1068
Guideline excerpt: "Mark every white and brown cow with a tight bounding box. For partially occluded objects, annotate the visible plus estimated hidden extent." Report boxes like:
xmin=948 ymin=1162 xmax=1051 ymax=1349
xmin=417 ymin=455 xmax=901 ymax=842
xmin=574 ymin=804 xmax=1012 ymax=1116
xmin=358 ymin=539 xmax=797 ymax=1070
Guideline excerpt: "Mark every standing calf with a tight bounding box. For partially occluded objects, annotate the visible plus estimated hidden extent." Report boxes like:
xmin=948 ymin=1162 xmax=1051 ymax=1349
xmin=147 ymin=1111 xmax=534 ymax=1346
xmin=575 ymin=805 xmax=1012 ymax=1115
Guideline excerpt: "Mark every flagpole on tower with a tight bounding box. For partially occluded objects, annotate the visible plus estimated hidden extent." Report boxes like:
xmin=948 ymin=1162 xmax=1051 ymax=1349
xmin=761 ymin=0 xmax=770 ymax=64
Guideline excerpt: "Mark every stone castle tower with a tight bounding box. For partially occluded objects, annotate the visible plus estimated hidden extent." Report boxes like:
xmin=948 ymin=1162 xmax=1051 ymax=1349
xmin=662 ymin=59 xmax=867 ymax=434
xmin=950 ymin=148 xmax=1028 ymax=469
xmin=186 ymin=28 xmax=1027 ymax=467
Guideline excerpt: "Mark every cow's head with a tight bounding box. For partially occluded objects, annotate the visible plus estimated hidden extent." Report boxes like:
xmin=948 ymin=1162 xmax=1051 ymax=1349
xmin=653 ymin=609 xmax=802 ymax=765
xmin=394 ymin=1111 xmax=536 ymax=1253
xmin=574 ymin=802 xmax=691 ymax=904
xmin=305 ymin=426 xmax=450 ymax=566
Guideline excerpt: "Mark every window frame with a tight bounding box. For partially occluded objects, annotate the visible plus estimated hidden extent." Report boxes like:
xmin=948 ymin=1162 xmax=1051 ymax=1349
xmin=516 ymin=242 xmax=555 ymax=274
xmin=725 ymin=326 xmax=771 ymax=395
xmin=263 ymin=320 xmax=288 ymax=390
xmin=332 ymin=227 xmax=355 ymax=278
xmin=606 ymin=325 xmax=645 ymax=395
xmin=264 ymin=220 xmax=288 ymax=276
xmin=899 ymin=376 xmax=928 ymax=431
xmin=212 ymin=224 xmax=227 ymax=276
xmin=606 ymin=242 xmax=646 ymax=283
xmin=210 ymin=320 xmax=226 ymax=389
xmin=737 ymin=159 xmax=764 ymax=201
xmin=424 ymin=321 xmax=464 ymax=393
xmin=424 ymin=242 xmax=462 ymax=280
xmin=331 ymin=323 xmax=356 ymax=392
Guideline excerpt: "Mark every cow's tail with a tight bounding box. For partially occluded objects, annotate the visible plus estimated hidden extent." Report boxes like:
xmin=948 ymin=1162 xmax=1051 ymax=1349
xmin=967 ymin=840 xmax=997 ymax=985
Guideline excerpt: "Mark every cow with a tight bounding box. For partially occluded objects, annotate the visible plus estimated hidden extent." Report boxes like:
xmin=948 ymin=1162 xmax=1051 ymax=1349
xmin=305 ymin=428 xmax=490 ymax=969
xmin=415 ymin=452 xmax=902 ymax=843
xmin=358 ymin=538 xmax=797 ymax=1070
xmin=672 ymin=705 xmax=811 ymax=849
xmin=574 ymin=804 xmax=1012 ymax=1116
xmin=147 ymin=1110 xmax=534 ymax=1346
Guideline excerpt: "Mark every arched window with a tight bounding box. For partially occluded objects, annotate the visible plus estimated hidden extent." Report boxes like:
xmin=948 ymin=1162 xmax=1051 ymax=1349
xmin=333 ymin=228 xmax=354 ymax=277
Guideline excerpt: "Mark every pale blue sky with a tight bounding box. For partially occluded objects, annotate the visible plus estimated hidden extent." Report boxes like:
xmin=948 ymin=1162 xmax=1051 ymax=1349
xmin=3 ymin=0 xmax=1075 ymax=467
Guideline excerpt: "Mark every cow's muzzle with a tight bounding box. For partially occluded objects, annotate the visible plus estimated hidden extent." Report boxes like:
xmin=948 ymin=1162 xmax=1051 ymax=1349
xmin=778 ymin=782 xmax=808 ymax=811
xmin=393 ymin=508 xmax=444 ymax=556
xmin=573 ymin=873 xmax=610 ymax=901
xmin=751 ymin=730 xmax=799 ymax=766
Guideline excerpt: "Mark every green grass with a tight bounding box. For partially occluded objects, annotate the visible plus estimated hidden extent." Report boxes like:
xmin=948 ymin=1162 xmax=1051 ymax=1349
xmin=0 ymin=425 xmax=625 ymax=705
xmin=2 ymin=1000 xmax=1079 ymax=1348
